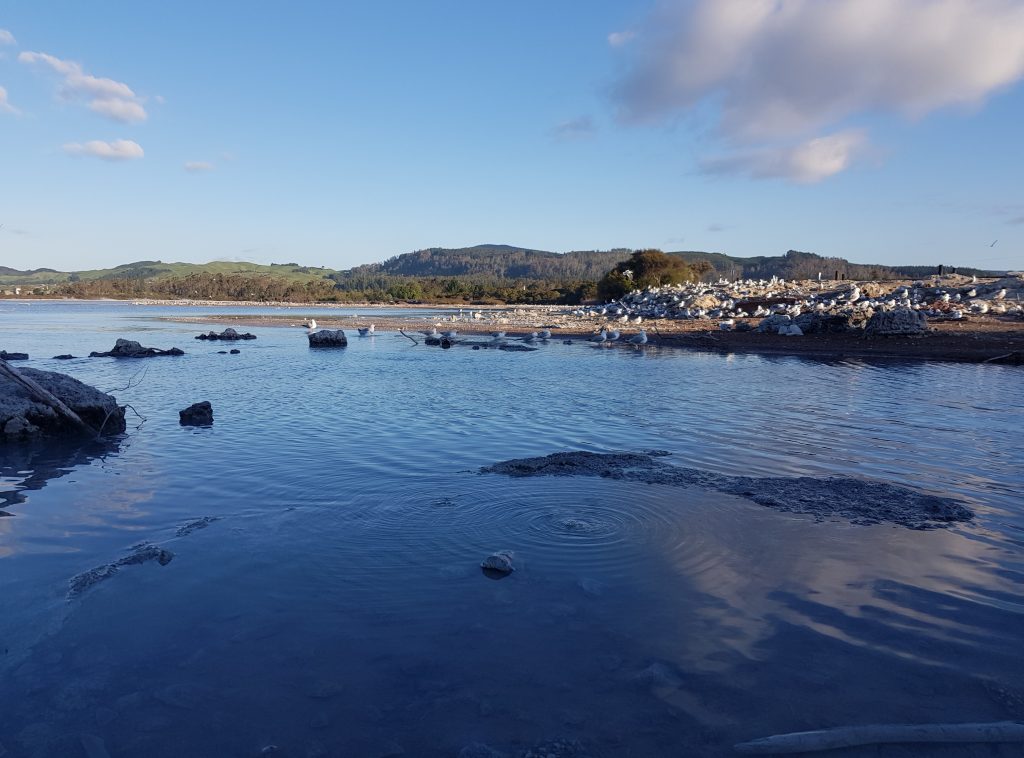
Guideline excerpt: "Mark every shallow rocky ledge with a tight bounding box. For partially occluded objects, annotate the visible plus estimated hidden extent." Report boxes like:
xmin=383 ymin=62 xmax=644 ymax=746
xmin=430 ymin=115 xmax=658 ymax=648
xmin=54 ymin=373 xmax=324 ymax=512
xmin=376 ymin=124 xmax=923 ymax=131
xmin=195 ymin=328 xmax=256 ymax=341
xmin=1 ymin=366 xmax=125 ymax=438
xmin=482 ymin=450 xmax=973 ymax=530
xmin=89 ymin=338 xmax=184 ymax=358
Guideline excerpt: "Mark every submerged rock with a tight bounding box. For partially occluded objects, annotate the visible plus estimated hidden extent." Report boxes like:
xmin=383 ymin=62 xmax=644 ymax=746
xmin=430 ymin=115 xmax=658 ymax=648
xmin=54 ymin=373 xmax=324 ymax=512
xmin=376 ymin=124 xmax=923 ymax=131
xmin=0 ymin=350 xmax=29 ymax=361
xmin=864 ymin=308 xmax=928 ymax=336
xmin=308 ymin=329 xmax=348 ymax=347
xmin=179 ymin=401 xmax=213 ymax=426
xmin=481 ymin=550 xmax=515 ymax=574
xmin=1 ymin=367 xmax=125 ymax=438
xmin=89 ymin=338 xmax=184 ymax=358
xmin=195 ymin=328 xmax=256 ymax=341
xmin=52 ymin=354 xmax=77 ymax=360
xmin=68 ymin=543 xmax=174 ymax=599
xmin=482 ymin=451 xmax=973 ymax=530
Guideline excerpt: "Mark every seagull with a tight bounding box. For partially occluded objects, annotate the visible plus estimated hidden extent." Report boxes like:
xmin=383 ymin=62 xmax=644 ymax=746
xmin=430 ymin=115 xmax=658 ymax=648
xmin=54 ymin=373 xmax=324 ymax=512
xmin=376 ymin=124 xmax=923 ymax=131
xmin=538 ymin=329 xmax=552 ymax=340
xmin=627 ymin=330 xmax=648 ymax=345
xmin=304 ymin=318 xmax=317 ymax=331
xmin=491 ymin=331 xmax=506 ymax=338
xmin=522 ymin=331 xmax=538 ymax=343
xmin=420 ymin=327 xmax=440 ymax=338
xmin=589 ymin=329 xmax=608 ymax=344
xmin=357 ymin=324 xmax=375 ymax=337
xmin=441 ymin=329 xmax=458 ymax=339
xmin=607 ymin=329 xmax=620 ymax=341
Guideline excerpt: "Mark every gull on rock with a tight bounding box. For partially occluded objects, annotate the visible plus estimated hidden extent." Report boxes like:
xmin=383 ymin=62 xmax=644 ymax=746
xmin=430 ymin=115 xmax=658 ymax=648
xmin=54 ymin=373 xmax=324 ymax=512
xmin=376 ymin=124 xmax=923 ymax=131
xmin=627 ymin=330 xmax=647 ymax=345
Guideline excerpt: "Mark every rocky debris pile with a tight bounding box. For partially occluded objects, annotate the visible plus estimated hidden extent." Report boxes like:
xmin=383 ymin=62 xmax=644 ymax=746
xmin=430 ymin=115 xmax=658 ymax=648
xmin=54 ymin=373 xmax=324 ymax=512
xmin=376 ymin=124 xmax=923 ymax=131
xmin=1 ymin=367 xmax=125 ymax=438
xmin=864 ymin=308 xmax=929 ymax=336
xmin=0 ymin=350 xmax=28 ymax=361
xmin=308 ymin=329 xmax=347 ymax=347
xmin=195 ymin=328 xmax=256 ymax=341
xmin=558 ymin=273 xmax=1024 ymax=331
xmin=179 ymin=401 xmax=213 ymax=426
xmin=483 ymin=450 xmax=974 ymax=530
xmin=89 ymin=338 xmax=184 ymax=358
xmin=67 ymin=543 xmax=174 ymax=599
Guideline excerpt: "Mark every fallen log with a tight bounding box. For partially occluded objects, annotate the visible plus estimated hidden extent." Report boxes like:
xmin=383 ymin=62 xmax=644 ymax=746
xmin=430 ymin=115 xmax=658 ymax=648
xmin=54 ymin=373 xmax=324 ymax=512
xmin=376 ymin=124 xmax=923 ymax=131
xmin=734 ymin=721 xmax=1024 ymax=754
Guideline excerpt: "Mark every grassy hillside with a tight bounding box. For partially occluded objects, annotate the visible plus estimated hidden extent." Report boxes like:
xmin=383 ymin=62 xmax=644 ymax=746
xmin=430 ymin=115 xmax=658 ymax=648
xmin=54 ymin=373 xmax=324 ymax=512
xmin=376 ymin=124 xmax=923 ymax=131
xmin=0 ymin=260 xmax=342 ymax=287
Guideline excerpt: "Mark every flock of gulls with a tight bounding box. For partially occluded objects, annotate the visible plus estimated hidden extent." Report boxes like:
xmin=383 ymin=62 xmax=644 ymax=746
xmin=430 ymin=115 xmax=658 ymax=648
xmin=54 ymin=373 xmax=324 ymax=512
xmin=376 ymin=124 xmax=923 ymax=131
xmin=298 ymin=273 xmax=1022 ymax=344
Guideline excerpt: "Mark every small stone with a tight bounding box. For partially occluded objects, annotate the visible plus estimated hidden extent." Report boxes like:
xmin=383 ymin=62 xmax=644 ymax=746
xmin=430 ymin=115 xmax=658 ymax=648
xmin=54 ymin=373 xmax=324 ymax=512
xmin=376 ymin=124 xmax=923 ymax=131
xmin=230 ymin=348 xmax=241 ymax=354
xmin=480 ymin=550 xmax=514 ymax=574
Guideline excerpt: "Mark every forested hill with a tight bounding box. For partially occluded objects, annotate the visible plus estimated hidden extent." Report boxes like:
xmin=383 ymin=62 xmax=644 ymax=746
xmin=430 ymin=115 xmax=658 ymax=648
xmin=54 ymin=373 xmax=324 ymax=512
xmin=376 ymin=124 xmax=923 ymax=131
xmin=344 ymin=244 xmax=641 ymax=280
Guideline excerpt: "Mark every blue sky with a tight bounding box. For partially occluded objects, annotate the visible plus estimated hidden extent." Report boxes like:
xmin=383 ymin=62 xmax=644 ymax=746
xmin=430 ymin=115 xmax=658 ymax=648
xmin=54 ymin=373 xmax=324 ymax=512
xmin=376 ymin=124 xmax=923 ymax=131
xmin=1 ymin=0 xmax=1023 ymax=272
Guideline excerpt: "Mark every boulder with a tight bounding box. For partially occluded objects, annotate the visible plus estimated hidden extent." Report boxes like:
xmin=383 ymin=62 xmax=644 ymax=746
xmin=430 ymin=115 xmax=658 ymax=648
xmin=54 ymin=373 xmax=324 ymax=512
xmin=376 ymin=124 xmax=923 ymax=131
xmin=0 ymin=351 xmax=29 ymax=361
xmin=195 ymin=328 xmax=256 ymax=341
xmin=1 ymin=367 xmax=125 ymax=438
xmin=53 ymin=354 xmax=77 ymax=360
xmin=179 ymin=401 xmax=213 ymax=426
xmin=308 ymin=329 xmax=348 ymax=347
xmin=89 ymin=339 xmax=184 ymax=358
xmin=864 ymin=308 xmax=928 ymax=336
xmin=793 ymin=312 xmax=863 ymax=334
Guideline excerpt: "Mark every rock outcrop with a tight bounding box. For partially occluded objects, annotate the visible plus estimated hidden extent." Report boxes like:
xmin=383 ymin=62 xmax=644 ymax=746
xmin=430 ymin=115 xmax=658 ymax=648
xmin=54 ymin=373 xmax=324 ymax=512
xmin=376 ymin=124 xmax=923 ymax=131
xmin=308 ymin=329 xmax=348 ymax=347
xmin=179 ymin=401 xmax=213 ymax=426
xmin=195 ymin=328 xmax=256 ymax=341
xmin=1 ymin=367 xmax=125 ymax=438
xmin=0 ymin=351 xmax=29 ymax=361
xmin=864 ymin=308 xmax=928 ymax=336
xmin=89 ymin=339 xmax=184 ymax=358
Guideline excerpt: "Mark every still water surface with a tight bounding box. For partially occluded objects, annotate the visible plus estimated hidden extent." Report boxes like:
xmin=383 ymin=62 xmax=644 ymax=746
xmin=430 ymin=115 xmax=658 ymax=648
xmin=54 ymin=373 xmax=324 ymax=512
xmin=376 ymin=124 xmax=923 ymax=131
xmin=1 ymin=301 xmax=1022 ymax=757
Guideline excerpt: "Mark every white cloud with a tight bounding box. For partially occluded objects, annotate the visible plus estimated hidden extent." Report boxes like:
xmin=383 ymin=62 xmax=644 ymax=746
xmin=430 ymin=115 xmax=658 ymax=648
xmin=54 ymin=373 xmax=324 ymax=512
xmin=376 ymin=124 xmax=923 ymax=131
xmin=0 ymin=85 xmax=20 ymax=115
xmin=615 ymin=0 xmax=1024 ymax=137
xmin=700 ymin=130 xmax=867 ymax=184
xmin=63 ymin=139 xmax=144 ymax=161
xmin=607 ymin=30 xmax=635 ymax=48
xmin=184 ymin=161 xmax=214 ymax=173
xmin=0 ymin=29 xmax=15 ymax=46
xmin=19 ymin=50 xmax=147 ymax=123
xmin=613 ymin=0 xmax=1024 ymax=181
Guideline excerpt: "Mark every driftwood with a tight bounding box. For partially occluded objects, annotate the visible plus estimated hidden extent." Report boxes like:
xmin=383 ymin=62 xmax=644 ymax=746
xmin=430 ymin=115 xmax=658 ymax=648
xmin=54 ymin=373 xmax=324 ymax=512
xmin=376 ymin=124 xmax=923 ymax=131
xmin=734 ymin=721 xmax=1024 ymax=754
xmin=398 ymin=329 xmax=419 ymax=345
xmin=0 ymin=359 xmax=96 ymax=435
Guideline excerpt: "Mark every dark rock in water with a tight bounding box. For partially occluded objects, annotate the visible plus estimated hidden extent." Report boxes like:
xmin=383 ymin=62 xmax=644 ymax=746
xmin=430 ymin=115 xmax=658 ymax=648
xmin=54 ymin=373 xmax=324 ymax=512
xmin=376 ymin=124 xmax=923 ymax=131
xmin=481 ymin=550 xmax=515 ymax=575
xmin=195 ymin=328 xmax=256 ymax=341
xmin=179 ymin=401 xmax=213 ymax=426
xmin=308 ymin=329 xmax=347 ymax=347
xmin=176 ymin=516 xmax=219 ymax=537
xmin=482 ymin=451 xmax=973 ymax=530
xmin=865 ymin=308 xmax=928 ymax=336
xmin=0 ymin=351 xmax=29 ymax=361
xmin=229 ymin=348 xmax=240 ymax=354
xmin=89 ymin=338 xmax=184 ymax=358
xmin=1 ymin=367 xmax=125 ymax=437
xmin=68 ymin=542 xmax=174 ymax=599
xmin=53 ymin=354 xmax=77 ymax=360
xmin=217 ymin=350 xmax=228 ymax=354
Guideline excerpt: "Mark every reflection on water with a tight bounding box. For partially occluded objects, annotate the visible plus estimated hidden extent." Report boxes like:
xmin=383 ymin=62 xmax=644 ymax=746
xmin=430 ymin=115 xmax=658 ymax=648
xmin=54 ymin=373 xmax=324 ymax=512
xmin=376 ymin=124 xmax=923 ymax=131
xmin=0 ymin=302 xmax=1023 ymax=757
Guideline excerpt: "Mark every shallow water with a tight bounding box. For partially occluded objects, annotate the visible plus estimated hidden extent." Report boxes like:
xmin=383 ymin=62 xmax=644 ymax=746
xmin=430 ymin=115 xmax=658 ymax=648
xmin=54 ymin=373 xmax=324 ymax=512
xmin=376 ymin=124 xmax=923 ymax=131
xmin=1 ymin=301 xmax=1023 ymax=757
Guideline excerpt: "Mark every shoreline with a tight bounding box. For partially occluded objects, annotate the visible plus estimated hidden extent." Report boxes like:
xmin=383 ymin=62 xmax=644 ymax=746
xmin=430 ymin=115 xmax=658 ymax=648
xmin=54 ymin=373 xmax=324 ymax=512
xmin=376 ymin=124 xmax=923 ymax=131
xmin=166 ymin=312 xmax=1024 ymax=364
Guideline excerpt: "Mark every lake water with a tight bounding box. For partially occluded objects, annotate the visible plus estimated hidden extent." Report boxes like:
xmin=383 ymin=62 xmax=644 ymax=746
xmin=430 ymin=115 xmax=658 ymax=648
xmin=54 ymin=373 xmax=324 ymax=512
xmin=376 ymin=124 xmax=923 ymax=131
xmin=1 ymin=301 xmax=1023 ymax=758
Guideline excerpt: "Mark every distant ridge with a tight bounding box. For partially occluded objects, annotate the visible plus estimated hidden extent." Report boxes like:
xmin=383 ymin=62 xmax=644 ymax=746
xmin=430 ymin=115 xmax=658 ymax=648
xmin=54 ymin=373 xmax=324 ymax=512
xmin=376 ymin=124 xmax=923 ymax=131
xmin=0 ymin=245 xmax=1007 ymax=290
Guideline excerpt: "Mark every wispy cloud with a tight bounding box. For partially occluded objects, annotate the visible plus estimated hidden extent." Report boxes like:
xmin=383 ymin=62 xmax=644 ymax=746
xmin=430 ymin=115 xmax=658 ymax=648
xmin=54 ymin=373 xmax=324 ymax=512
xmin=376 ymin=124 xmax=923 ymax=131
xmin=19 ymin=50 xmax=147 ymax=123
xmin=184 ymin=161 xmax=214 ymax=173
xmin=706 ymin=223 xmax=732 ymax=233
xmin=63 ymin=139 xmax=144 ymax=161
xmin=607 ymin=30 xmax=635 ymax=48
xmin=699 ymin=130 xmax=867 ymax=184
xmin=613 ymin=0 xmax=1024 ymax=181
xmin=550 ymin=115 xmax=596 ymax=141
xmin=0 ymin=85 xmax=20 ymax=115
xmin=0 ymin=29 xmax=15 ymax=46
